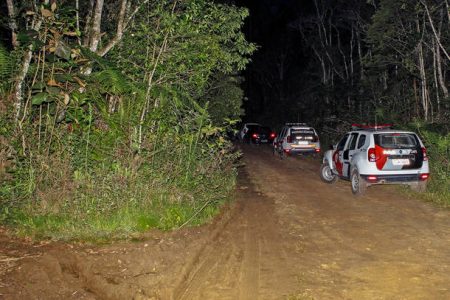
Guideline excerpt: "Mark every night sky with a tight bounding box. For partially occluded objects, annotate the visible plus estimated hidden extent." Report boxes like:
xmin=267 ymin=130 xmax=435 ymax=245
xmin=236 ymin=0 xmax=316 ymax=129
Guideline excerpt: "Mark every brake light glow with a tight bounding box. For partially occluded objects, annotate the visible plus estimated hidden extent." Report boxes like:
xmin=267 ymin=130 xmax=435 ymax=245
xmin=419 ymin=173 xmax=429 ymax=180
xmin=270 ymin=133 xmax=276 ymax=138
xmin=252 ymin=133 xmax=258 ymax=138
xmin=422 ymin=147 xmax=428 ymax=161
xmin=315 ymin=148 xmax=320 ymax=153
xmin=367 ymin=175 xmax=378 ymax=181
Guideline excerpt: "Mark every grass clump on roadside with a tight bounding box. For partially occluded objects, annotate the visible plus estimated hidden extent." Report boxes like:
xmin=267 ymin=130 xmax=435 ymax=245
xmin=412 ymin=123 xmax=450 ymax=207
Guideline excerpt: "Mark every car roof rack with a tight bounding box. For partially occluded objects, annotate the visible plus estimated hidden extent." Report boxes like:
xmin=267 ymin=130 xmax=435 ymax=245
xmin=351 ymin=123 xmax=393 ymax=131
xmin=286 ymin=122 xmax=309 ymax=126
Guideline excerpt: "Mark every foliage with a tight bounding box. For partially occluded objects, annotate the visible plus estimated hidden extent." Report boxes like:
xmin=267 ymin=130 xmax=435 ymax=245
xmin=410 ymin=122 xmax=450 ymax=206
xmin=0 ymin=45 xmax=13 ymax=80
xmin=0 ymin=0 xmax=254 ymax=240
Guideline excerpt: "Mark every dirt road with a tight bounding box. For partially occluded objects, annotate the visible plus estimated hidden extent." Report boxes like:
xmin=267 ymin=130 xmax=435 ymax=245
xmin=1 ymin=144 xmax=450 ymax=299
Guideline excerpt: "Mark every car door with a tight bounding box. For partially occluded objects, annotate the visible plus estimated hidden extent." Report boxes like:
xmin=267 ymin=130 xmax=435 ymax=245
xmin=275 ymin=127 xmax=284 ymax=150
xmin=332 ymin=134 xmax=349 ymax=176
xmin=342 ymin=133 xmax=359 ymax=178
xmin=279 ymin=127 xmax=287 ymax=149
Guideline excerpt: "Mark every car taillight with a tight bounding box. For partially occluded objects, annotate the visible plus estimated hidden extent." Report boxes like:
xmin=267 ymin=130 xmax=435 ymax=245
xmin=252 ymin=133 xmax=258 ymax=138
xmin=270 ymin=133 xmax=276 ymax=138
xmin=419 ymin=173 xmax=429 ymax=181
xmin=315 ymin=148 xmax=320 ymax=153
xmin=367 ymin=175 xmax=378 ymax=181
xmin=287 ymin=135 xmax=292 ymax=143
xmin=422 ymin=147 xmax=428 ymax=161
xmin=368 ymin=148 xmax=377 ymax=162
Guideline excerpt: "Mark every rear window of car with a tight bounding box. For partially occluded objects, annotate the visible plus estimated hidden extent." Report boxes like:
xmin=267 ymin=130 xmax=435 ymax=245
xmin=374 ymin=133 xmax=419 ymax=148
xmin=291 ymin=128 xmax=317 ymax=140
xmin=260 ymin=126 xmax=272 ymax=134
xmin=247 ymin=124 xmax=260 ymax=130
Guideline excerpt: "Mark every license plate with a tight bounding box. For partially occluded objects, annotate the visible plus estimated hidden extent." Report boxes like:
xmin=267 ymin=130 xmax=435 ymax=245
xmin=261 ymin=139 xmax=268 ymax=143
xmin=392 ymin=159 xmax=410 ymax=166
xmin=298 ymin=141 xmax=308 ymax=145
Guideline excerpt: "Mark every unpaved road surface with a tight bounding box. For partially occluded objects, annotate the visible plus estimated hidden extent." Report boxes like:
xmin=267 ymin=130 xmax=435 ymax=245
xmin=1 ymin=144 xmax=450 ymax=299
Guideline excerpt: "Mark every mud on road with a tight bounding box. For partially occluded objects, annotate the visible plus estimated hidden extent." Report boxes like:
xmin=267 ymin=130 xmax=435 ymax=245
xmin=1 ymin=144 xmax=450 ymax=299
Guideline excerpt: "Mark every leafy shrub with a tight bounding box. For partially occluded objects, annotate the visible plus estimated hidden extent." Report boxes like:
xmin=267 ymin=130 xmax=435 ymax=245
xmin=0 ymin=0 xmax=252 ymax=241
xmin=414 ymin=124 xmax=450 ymax=206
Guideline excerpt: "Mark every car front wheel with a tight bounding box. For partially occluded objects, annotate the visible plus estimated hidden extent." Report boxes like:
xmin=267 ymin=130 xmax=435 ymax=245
xmin=320 ymin=163 xmax=338 ymax=184
xmin=351 ymin=169 xmax=367 ymax=196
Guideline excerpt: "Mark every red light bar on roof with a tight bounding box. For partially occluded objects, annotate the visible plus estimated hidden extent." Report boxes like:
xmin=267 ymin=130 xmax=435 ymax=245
xmin=351 ymin=124 xmax=393 ymax=130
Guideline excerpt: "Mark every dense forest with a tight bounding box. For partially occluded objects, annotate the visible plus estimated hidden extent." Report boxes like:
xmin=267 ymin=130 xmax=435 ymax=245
xmin=243 ymin=0 xmax=449 ymax=126
xmin=242 ymin=0 xmax=449 ymax=203
xmin=0 ymin=0 xmax=448 ymax=240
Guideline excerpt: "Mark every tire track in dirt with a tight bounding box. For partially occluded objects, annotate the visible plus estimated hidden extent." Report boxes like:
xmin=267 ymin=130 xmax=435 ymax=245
xmin=2 ymin=144 xmax=450 ymax=299
xmin=174 ymin=167 xmax=301 ymax=300
xmin=244 ymin=144 xmax=450 ymax=299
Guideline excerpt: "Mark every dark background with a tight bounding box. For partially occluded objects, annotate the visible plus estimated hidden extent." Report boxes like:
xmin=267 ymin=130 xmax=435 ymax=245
xmin=236 ymin=0 xmax=320 ymax=130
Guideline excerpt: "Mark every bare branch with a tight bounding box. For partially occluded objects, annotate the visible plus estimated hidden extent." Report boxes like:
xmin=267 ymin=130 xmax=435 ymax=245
xmin=420 ymin=0 xmax=450 ymax=61
xmin=97 ymin=0 xmax=128 ymax=56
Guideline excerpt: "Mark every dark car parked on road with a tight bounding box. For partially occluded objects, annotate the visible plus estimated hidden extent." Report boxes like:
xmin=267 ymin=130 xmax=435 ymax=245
xmin=245 ymin=126 xmax=276 ymax=144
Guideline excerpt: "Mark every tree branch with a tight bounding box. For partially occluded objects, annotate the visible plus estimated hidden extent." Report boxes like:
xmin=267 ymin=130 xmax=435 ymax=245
xmin=420 ymin=0 xmax=450 ymax=61
xmin=97 ymin=0 xmax=128 ymax=56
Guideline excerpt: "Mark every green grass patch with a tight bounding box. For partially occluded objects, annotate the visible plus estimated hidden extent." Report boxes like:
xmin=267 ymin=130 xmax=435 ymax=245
xmin=8 ymin=190 xmax=231 ymax=242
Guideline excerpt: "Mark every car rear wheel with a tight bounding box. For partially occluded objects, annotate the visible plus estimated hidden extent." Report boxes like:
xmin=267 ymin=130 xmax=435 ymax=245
xmin=351 ymin=169 xmax=367 ymax=196
xmin=411 ymin=181 xmax=427 ymax=193
xmin=320 ymin=163 xmax=338 ymax=184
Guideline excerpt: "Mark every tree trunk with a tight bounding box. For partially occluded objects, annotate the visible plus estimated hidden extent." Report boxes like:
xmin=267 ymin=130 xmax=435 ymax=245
xmin=435 ymin=9 xmax=449 ymax=105
xmin=432 ymin=38 xmax=441 ymax=115
xmin=6 ymin=0 xmax=18 ymax=49
xmin=417 ymin=41 xmax=429 ymax=120
xmin=89 ymin=0 xmax=104 ymax=52
xmin=10 ymin=3 xmax=42 ymax=123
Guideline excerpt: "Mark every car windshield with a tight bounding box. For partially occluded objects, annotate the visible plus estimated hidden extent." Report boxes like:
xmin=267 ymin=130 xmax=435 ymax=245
xmin=374 ymin=133 xmax=419 ymax=148
xmin=291 ymin=128 xmax=316 ymax=140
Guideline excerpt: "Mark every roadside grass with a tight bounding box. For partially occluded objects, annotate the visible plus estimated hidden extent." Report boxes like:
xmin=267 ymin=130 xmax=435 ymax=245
xmin=415 ymin=127 xmax=450 ymax=207
xmin=4 ymin=170 xmax=234 ymax=242
xmin=12 ymin=199 xmax=227 ymax=242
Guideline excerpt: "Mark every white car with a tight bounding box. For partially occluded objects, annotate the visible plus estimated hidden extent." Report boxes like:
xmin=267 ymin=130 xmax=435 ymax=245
xmin=273 ymin=123 xmax=320 ymax=158
xmin=320 ymin=124 xmax=430 ymax=195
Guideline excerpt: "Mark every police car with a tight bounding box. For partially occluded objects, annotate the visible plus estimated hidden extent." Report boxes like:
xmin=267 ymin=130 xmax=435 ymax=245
xmin=273 ymin=123 xmax=320 ymax=158
xmin=320 ymin=124 xmax=430 ymax=195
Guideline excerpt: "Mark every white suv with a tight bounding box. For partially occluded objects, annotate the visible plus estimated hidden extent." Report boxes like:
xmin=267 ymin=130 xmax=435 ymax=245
xmin=320 ymin=124 xmax=430 ymax=195
xmin=273 ymin=123 xmax=320 ymax=158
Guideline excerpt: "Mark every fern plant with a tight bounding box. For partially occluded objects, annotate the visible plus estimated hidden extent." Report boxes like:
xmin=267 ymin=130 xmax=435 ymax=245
xmin=0 ymin=45 xmax=13 ymax=83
